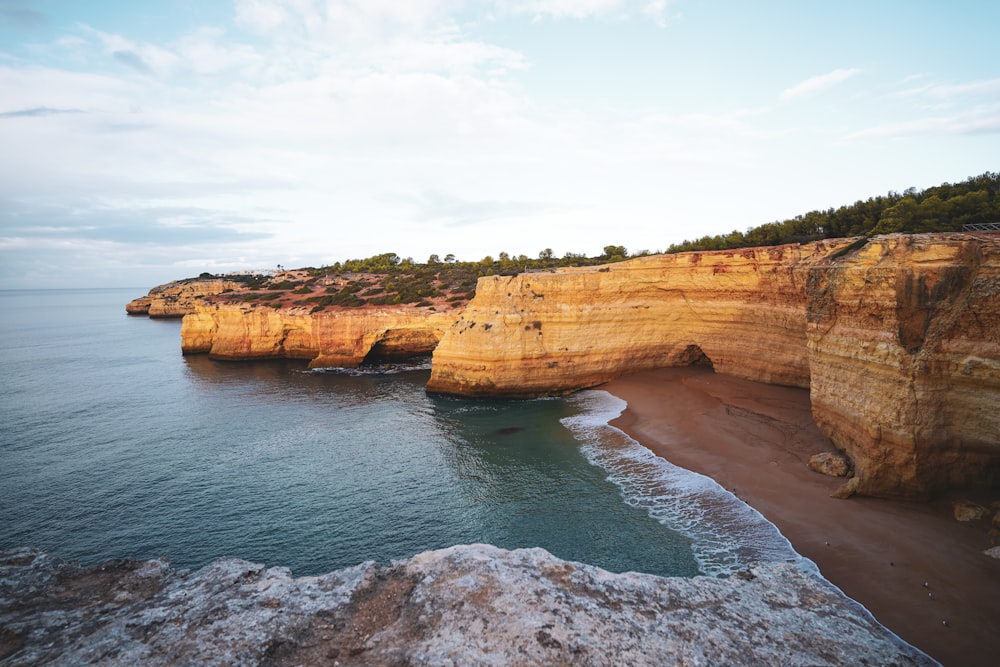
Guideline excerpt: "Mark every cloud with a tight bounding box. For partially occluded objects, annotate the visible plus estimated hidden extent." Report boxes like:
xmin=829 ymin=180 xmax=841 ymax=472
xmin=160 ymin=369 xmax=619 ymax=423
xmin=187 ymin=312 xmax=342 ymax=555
xmin=112 ymin=50 xmax=152 ymax=74
xmin=233 ymin=0 xmax=457 ymax=42
xmin=781 ymin=68 xmax=862 ymax=100
xmin=0 ymin=3 xmax=45 ymax=28
xmin=0 ymin=106 xmax=84 ymax=119
xmin=0 ymin=199 xmax=274 ymax=246
xmin=383 ymin=189 xmax=545 ymax=227
xmin=494 ymin=0 xmax=675 ymax=22
xmin=846 ymin=111 xmax=1000 ymax=140
xmin=890 ymin=77 xmax=1000 ymax=106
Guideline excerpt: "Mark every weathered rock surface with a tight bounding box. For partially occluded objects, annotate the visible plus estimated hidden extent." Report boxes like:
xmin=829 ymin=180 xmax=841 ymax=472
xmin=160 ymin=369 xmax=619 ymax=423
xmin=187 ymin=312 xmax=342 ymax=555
xmin=808 ymin=452 xmax=852 ymax=478
xmin=806 ymin=234 xmax=1000 ymax=498
xmin=0 ymin=544 xmax=934 ymax=666
xmin=181 ymin=302 xmax=453 ymax=368
xmin=427 ymin=233 xmax=1000 ymax=499
xmin=127 ymin=279 xmax=242 ymax=317
xmin=427 ymin=241 xmax=852 ymax=398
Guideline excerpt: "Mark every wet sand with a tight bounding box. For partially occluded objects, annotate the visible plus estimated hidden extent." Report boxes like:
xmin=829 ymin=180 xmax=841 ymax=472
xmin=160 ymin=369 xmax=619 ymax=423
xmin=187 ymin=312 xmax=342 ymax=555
xmin=602 ymin=367 xmax=999 ymax=667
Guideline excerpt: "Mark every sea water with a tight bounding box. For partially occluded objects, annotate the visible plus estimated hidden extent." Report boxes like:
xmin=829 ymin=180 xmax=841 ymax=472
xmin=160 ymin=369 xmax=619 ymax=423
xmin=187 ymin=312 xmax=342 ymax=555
xmin=0 ymin=288 xmax=804 ymax=578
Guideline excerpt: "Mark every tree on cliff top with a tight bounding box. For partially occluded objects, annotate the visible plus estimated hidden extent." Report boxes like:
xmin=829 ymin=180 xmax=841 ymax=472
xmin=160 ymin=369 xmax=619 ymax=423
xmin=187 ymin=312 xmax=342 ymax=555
xmin=666 ymin=171 xmax=1000 ymax=253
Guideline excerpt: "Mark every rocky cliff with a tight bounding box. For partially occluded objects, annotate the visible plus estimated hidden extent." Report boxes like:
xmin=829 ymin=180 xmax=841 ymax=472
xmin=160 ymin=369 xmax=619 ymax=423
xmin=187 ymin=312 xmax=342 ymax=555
xmin=181 ymin=302 xmax=453 ymax=368
xmin=426 ymin=240 xmax=855 ymax=397
xmin=805 ymin=234 xmax=1000 ymax=498
xmin=0 ymin=545 xmax=933 ymax=666
xmin=127 ymin=279 xmax=242 ymax=317
xmin=426 ymin=233 xmax=1000 ymax=498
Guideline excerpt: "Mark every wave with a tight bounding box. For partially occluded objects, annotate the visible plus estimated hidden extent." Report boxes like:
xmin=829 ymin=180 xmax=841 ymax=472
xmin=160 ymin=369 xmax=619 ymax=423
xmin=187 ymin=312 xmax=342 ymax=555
xmin=561 ymin=390 xmax=817 ymax=578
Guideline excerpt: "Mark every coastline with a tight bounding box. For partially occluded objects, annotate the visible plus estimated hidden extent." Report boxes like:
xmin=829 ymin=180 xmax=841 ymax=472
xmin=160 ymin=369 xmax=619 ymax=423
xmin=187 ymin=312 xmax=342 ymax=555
xmin=601 ymin=367 xmax=1000 ymax=667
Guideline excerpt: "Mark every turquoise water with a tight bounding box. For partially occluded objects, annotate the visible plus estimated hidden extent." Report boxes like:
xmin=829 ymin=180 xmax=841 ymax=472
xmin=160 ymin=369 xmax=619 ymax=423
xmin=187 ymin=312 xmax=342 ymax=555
xmin=0 ymin=288 xmax=802 ymax=578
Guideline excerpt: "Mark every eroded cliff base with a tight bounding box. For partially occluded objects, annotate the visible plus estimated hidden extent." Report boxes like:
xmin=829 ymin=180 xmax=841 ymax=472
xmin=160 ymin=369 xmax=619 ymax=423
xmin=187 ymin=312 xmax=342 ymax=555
xmin=0 ymin=545 xmax=933 ymax=666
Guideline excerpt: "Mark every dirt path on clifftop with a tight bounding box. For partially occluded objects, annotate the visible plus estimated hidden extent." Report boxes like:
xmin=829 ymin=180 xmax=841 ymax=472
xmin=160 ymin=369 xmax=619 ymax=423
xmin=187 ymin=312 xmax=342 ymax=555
xmin=602 ymin=367 xmax=1000 ymax=667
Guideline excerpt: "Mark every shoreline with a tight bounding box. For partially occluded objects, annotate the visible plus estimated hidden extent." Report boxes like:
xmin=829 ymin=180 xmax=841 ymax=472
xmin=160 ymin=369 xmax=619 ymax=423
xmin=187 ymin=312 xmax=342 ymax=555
xmin=601 ymin=366 xmax=999 ymax=667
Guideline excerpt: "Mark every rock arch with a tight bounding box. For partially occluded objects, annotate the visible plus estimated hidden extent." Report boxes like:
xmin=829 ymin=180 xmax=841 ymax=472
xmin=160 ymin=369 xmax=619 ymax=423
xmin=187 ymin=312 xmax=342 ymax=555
xmin=362 ymin=327 xmax=441 ymax=364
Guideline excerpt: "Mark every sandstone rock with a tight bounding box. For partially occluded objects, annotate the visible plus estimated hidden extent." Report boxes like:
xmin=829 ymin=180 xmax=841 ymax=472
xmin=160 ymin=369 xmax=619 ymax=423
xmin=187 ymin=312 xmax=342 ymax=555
xmin=127 ymin=279 xmax=243 ymax=318
xmin=952 ymin=500 xmax=990 ymax=522
xmin=180 ymin=302 xmax=453 ymax=368
xmin=805 ymin=234 xmax=1000 ymax=499
xmin=427 ymin=241 xmax=844 ymax=398
xmin=124 ymin=295 xmax=152 ymax=315
xmin=0 ymin=545 xmax=934 ymax=666
xmin=808 ymin=451 xmax=852 ymax=477
xmin=426 ymin=233 xmax=1000 ymax=499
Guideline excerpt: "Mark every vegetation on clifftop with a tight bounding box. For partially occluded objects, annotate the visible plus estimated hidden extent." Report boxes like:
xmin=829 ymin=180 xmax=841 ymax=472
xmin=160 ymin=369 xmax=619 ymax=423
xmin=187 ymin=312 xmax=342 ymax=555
xmin=667 ymin=171 xmax=1000 ymax=253
xmin=203 ymin=246 xmax=634 ymax=313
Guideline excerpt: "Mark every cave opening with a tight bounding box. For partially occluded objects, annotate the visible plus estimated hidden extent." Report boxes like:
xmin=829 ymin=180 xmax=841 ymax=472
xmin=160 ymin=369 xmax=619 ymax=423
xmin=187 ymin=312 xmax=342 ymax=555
xmin=361 ymin=342 xmax=433 ymax=365
xmin=677 ymin=344 xmax=714 ymax=369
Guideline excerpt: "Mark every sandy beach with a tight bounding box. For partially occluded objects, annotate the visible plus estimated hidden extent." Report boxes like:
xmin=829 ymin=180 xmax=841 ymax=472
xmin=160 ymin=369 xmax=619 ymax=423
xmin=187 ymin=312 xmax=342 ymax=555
xmin=602 ymin=367 xmax=999 ymax=667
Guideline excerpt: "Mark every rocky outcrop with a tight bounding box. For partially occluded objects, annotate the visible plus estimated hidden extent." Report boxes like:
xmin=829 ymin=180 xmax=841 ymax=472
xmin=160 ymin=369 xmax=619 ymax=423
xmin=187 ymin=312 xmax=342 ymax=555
xmin=181 ymin=302 xmax=453 ymax=368
xmin=806 ymin=234 xmax=1000 ymax=498
xmin=427 ymin=233 xmax=1000 ymax=499
xmin=127 ymin=279 xmax=242 ymax=317
xmin=426 ymin=240 xmax=856 ymax=398
xmin=0 ymin=545 xmax=933 ymax=666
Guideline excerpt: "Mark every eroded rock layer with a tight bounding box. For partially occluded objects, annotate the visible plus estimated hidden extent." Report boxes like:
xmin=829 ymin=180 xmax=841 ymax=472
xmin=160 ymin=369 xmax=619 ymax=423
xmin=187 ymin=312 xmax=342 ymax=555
xmin=426 ymin=240 xmax=858 ymax=397
xmin=180 ymin=303 xmax=452 ymax=368
xmin=0 ymin=545 xmax=933 ymax=666
xmin=427 ymin=233 xmax=1000 ymax=498
xmin=127 ymin=279 xmax=242 ymax=317
xmin=805 ymin=234 xmax=1000 ymax=498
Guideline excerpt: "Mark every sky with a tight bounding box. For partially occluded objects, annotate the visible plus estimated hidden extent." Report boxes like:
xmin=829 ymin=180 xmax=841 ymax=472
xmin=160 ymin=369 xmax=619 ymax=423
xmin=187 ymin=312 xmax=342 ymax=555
xmin=1 ymin=1 xmax=998 ymax=289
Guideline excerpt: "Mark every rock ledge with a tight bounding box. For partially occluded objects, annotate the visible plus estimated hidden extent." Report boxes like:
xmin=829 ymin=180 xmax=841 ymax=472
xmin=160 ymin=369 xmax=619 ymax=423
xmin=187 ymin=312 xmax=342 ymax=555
xmin=0 ymin=544 xmax=934 ymax=666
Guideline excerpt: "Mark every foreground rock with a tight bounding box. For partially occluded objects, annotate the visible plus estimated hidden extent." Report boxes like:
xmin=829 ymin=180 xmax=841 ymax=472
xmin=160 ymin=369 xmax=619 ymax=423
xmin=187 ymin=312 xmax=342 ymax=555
xmin=0 ymin=545 xmax=933 ymax=666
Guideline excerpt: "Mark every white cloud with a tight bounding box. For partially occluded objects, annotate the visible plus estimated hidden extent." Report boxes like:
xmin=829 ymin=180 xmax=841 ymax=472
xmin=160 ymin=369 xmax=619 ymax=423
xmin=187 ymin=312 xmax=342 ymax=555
xmin=780 ymin=68 xmax=862 ymax=100
xmin=846 ymin=109 xmax=1000 ymax=139
xmin=234 ymin=0 xmax=459 ymax=42
xmin=492 ymin=0 xmax=674 ymax=22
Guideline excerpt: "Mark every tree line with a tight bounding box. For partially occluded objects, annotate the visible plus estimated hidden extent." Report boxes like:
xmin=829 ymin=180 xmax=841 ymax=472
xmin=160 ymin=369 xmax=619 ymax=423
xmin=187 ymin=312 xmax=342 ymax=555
xmin=318 ymin=245 xmax=635 ymax=277
xmin=666 ymin=171 xmax=1000 ymax=253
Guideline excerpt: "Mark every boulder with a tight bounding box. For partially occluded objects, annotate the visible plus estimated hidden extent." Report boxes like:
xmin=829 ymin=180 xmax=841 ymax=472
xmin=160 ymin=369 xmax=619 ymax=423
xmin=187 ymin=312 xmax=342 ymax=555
xmin=808 ymin=452 xmax=852 ymax=478
xmin=952 ymin=500 xmax=990 ymax=522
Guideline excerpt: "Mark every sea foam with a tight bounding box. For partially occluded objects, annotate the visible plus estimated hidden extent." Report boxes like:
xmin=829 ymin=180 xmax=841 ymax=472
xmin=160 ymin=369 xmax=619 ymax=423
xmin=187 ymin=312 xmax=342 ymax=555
xmin=562 ymin=390 xmax=817 ymax=578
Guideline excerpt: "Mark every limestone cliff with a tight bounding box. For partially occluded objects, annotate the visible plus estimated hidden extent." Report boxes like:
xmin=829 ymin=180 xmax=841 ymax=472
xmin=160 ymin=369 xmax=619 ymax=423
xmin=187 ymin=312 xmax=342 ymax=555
xmin=0 ymin=545 xmax=933 ymax=666
xmin=427 ymin=233 xmax=1000 ymax=498
xmin=181 ymin=302 xmax=453 ymax=368
xmin=805 ymin=234 xmax=1000 ymax=498
xmin=426 ymin=240 xmax=857 ymax=397
xmin=127 ymin=279 xmax=242 ymax=318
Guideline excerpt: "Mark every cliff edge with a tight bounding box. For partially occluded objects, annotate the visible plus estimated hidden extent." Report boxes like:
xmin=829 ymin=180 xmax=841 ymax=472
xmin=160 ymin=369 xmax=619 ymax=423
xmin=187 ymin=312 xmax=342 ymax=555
xmin=0 ymin=545 xmax=933 ymax=666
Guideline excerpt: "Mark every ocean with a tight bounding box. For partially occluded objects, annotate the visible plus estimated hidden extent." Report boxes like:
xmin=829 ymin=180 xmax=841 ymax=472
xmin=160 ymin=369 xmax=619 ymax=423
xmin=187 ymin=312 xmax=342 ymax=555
xmin=0 ymin=288 xmax=805 ymax=578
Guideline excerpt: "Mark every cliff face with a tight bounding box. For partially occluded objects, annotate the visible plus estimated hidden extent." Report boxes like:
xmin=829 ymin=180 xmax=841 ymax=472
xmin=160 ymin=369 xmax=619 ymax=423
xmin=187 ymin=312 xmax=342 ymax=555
xmin=427 ymin=234 xmax=1000 ymax=498
xmin=181 ymin=302 xmax=453 ymax=368
xmin=0 ymin=545 xmax=932 ymax=666
xmin=805 ymin=234 xmax=1000 ymax=498
xmin=426 ymin=240 xmax=856 ymax=397
xmin=127 ymin=279 xmax=242 ymax=317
